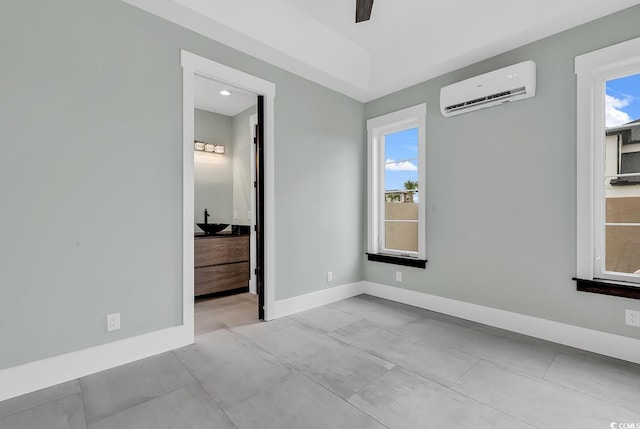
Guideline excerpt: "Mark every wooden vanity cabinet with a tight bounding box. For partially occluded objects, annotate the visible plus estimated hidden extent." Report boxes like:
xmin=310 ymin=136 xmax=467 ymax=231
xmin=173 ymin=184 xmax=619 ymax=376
xmin=194 ymin=235 xmax=249 ymax=296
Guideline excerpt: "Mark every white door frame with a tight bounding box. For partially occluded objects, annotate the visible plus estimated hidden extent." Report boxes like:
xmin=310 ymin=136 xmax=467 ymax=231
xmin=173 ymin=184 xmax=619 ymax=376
xmin=181 ymin=50 xmax=276 ymax=327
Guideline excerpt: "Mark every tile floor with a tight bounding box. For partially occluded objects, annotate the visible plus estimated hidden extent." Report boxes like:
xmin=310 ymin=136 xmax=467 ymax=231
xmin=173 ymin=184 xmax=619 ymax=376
xmin=194 ymin=292 xmax=259 ymax=336
xmin=1 ymin=294 xmax=640 ymax=428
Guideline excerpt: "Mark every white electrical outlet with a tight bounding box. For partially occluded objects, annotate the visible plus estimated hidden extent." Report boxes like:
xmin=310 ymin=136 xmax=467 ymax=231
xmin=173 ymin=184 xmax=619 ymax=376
xmin=327 ymin=271 xmax=333 ymax=282
xmin=626 ymin=309 xmax=640 ymax=327
xmin=396 ymin=271 xmax=402 ymax=282
xmin=107 ymin=313 xmax=121 ymax=332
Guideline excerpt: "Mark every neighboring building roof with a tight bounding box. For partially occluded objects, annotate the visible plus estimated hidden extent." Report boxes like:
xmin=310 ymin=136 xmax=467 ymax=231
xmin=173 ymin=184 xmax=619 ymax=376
xmin=606 ymin=119 xmax=640 ymax=135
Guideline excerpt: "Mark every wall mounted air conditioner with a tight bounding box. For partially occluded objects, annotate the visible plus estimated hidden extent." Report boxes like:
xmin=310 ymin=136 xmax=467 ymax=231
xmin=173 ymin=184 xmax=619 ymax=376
xmin=440 ymin=60 xmax=536 ymax=117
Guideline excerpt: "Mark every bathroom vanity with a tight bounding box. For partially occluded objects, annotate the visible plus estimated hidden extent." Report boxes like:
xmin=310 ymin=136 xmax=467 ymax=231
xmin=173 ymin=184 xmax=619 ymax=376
xmin=194 ymin=233 xmax=250 ymax=296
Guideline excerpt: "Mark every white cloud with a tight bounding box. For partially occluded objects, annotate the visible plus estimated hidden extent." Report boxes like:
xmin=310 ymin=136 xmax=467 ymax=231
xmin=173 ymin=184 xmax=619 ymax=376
xmin=385 ymin=159 xmax=417 ymax=171
xmin=606 ymin=94 xmax=632 ymax=127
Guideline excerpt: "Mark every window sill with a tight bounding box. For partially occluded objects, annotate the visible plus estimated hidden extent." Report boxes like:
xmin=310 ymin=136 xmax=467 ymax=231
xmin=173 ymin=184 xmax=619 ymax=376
xmin=366 ymin=253 xmax=427 ymax=268
xmin=573 ymin=278 xmax=640 ymax=300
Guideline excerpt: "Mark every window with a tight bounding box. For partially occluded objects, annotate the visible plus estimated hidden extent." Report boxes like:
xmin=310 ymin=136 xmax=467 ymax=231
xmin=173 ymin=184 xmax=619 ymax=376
xmin=576 ymin=37 xmax=640 ymax=290
xmin=367 ymin=104 xmax=426 ymax=267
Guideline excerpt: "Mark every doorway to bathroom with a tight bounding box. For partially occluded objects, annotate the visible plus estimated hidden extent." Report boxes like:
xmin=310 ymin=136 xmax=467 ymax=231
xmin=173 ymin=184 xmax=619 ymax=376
xmin=181 ymin=51 xmax=275 ymax=338
xmin=192 ymin=77 xmax=261 ymax=335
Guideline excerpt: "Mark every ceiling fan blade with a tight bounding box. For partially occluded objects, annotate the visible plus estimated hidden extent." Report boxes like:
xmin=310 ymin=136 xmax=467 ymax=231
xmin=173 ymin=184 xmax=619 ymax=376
xmin=355 ymin=0 xmax=374 ymax=23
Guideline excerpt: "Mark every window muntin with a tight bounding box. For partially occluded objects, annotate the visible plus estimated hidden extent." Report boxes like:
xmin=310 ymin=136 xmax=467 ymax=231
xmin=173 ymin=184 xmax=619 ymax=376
xmin=367 ymin=104 xmax=426 ymax=261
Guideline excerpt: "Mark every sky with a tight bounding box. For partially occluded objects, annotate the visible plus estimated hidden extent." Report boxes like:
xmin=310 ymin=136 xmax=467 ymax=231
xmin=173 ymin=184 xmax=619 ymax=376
xmin=606 ymin=73 xmax=640 ymax=127
xmin=384 ymin=127 xmax=418 ymax=192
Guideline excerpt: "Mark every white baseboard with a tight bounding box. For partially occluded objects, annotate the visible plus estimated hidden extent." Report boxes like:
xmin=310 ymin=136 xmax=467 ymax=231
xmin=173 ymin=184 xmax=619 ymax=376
xmin=271 ymin=281 xmax=365 ymax=319
xmin=0 ymin=326 xmax=192 ymax=403
xmin=363 ymin=281 xmax=640 ymax=365
xmin=3 ymin=280 xmax=639 ymax=402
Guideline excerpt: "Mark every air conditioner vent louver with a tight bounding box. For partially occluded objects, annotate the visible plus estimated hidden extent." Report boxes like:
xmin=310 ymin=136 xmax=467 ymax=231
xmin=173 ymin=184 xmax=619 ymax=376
xmin=440 ymin=61 xmax=536 ymax=117
xmin=445 ymin=87 xmax=527 ymax=114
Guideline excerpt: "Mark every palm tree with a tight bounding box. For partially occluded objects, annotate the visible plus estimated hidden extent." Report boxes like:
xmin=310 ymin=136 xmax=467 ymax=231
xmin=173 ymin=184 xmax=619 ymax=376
xmin=404 ymin=180 xmax=418 ymax=203
xmin=404 ymin=180 xmax=418 ymax=190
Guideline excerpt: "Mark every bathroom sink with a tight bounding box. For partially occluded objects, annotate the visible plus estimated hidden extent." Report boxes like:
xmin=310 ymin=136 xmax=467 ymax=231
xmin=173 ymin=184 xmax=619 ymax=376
xmin=197 ymin=223 xmax=229 ymax=235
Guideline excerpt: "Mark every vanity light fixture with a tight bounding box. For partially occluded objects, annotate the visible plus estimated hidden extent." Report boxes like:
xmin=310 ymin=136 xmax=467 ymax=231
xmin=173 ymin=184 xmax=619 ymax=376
xmin=219 ymin=90 xmax=231 ymax=96
xmin=194 ymin=140 xmax=225 ymax=154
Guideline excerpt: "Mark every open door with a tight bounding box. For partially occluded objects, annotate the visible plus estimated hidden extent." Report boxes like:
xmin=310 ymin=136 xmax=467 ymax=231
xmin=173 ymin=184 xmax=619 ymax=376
xmin=255 ymin=96 xmax=265 ymax=320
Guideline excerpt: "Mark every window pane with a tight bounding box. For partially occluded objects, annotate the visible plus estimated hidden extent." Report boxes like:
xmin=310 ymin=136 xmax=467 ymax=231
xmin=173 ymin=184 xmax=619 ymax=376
xmin=385 ymin=221 xmax=418 ymax=252
xmin=384 ymin=127 xmax=418 ymax=252
xmin=604 ymin=73 xmax=640 ymax=275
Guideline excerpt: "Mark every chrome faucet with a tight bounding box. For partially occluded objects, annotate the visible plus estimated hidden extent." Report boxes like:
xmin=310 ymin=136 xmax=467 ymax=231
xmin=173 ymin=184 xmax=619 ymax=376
xmin=204 ymin=208 xmax=210 ymax=225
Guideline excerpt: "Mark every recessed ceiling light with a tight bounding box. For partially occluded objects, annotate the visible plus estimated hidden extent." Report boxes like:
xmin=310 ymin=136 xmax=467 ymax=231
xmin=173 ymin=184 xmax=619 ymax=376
xmin=219 ymin=90 xmax=231 ymax=96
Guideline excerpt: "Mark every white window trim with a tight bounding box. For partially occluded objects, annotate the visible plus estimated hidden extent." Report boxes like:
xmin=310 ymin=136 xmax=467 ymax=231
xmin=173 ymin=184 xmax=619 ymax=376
xmin=575 ymin=36 xmax=640 ymax=284
xmin=367 ymin=103 xmax=427 ymax=261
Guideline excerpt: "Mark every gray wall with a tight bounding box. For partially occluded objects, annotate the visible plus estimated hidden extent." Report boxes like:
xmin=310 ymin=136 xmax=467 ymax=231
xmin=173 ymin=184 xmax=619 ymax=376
xmin=231 ymin=105 xmax=257 ymax=226
xmin=364 ymin=5 xmax=640 ymax=339
xmin=0 ymin=0 xmax=364 ymax=370
xmin=194 ymin=108 xmax=233 ymax=228
xmin=274 ymin=80 xmax=365 ymax=300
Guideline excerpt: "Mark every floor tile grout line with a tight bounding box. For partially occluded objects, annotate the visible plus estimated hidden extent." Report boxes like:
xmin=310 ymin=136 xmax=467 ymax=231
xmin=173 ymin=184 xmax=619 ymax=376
xmin=446 ymin=358 xmax=539 ymax=428
xmin=194 ymin=324 xmax=392 ymax=428
xmin=538 ymin=354 xmax=640 ymax=414
xmin=84 ymin=381 xmax=207 ymax=427
xmin=247 ymin=320 xmax=401 ymax=382
xmin=237 ymin=320 xmax=394 ymax=427
xmin=289 ymin=311 xmax=364 ymax=335
xmin=189 ymin=327 xmax=301 ymax=403
xmin=78 ymin=379 xmax=89 ymax=429
xmin=391 ymin=321 xmax=558 ymax=378
xmin=326 ymin=322 xmax=487 ymax=388
xmin=542 ymin=351 xmax=559 ymax=380
xmin=170 ymin=342 xmax=261 ymax=428
xmin=286 ymin=362 xmax=393 ymax=429
xmin=378 ymin=301 xmax=567 ymax=358
xmin=323 ymin=314 xmax=581 ymax=402
xmin=454 ymin=357 xmax=640 ymax=418
xmin=84 ymin=360 xmax=201 ymax=427
xmin=169 ymin=346 xmax=248 ymax=428
xmin=448 ymin=355 xmax=481 ymax=387
xmin=240 ymin=326 xmax=318 ymax=375
xmin=244 ymin=310 xmax=526 ymax=428
xmin=323 ymin=318 xmax=510 ymax=391
xmin=0 ymin=383 xmax=83 ymax=423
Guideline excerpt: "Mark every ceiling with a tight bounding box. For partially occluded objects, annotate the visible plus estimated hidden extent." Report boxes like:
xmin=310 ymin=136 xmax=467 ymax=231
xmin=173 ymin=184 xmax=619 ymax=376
xmin=194 ymin=75 xmax=257 ymax=117
xmin=125 ymin=0 xmax=640 ymax=102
